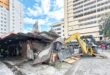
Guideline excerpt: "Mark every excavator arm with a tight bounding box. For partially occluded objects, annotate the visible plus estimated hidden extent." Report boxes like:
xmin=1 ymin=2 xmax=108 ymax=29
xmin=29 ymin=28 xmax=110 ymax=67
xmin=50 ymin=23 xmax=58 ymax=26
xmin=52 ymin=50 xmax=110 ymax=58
xmin=64 ymin=33 xmax=93 ymax=55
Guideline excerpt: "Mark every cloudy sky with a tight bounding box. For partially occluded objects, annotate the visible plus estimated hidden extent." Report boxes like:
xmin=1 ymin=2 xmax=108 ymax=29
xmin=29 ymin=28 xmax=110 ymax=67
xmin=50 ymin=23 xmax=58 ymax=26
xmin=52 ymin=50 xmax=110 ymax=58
xmin=19 ymin=0 xmax=64 ymax=33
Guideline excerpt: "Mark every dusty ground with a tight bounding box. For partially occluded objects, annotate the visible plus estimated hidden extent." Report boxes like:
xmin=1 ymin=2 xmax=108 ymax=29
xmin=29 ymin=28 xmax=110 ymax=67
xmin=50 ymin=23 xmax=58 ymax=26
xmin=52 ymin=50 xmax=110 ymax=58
xmin=65 ymin=50 xmax=110 ymax=75
xmin=0 ymin=62 xmax=14 ymax=75
xmin=1 ymin=50 xmax=110 ymax=75
xmin=65 ymin=57 xmax=110 ymax=75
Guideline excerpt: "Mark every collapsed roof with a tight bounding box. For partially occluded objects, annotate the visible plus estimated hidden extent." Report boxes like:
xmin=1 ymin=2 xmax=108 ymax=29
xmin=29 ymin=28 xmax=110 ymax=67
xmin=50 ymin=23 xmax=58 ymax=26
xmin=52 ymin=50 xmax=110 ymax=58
xmin=0 ymin=31 xmax=59 ymax=45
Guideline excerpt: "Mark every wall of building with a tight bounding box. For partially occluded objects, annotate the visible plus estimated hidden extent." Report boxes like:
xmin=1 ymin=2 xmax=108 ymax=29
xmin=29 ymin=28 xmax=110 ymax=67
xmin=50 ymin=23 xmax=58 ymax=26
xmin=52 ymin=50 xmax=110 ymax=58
xmin=0 ymin=0 xmax=23 ymax=36
xmin=0 ymin=0 xmax=9 ymax=9
xmin=51 ymin=22 xmax=64 ymax=38
xmin=0 ymin=0 xmax=9 ymax=34
xmin=9 ymin=0 xmax=23 ymax=33
xmin=64 ymin=0 xmax=68 ymax=38
xmin=64 ymin=0 xmax=110 ymax=40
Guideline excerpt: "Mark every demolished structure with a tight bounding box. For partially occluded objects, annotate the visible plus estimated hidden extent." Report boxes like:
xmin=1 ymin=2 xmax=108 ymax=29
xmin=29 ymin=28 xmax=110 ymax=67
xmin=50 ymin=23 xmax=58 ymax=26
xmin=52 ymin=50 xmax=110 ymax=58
xmin=0 ymin=31 xmax=59 ymax=61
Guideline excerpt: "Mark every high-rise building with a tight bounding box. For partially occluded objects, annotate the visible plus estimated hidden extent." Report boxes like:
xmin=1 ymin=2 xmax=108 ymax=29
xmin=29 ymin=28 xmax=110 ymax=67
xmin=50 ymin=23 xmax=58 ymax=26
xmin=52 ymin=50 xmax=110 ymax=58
xmin=0 ymin=0 xmax=23 ymax=35
xmin=0 ymin=0 xmax=9 ymax=34
xmin=64 ymin=0 xmax=110 ymax=40
xmin=9 ymin=0 xmax=23 ymax=33
xmin=51 ymin=22 xmax=64 ymax=38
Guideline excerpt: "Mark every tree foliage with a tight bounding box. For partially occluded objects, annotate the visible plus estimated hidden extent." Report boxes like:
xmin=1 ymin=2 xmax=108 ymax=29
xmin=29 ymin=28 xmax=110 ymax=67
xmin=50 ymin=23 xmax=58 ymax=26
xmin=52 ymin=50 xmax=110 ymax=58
xmin=100 ymin=16 xmax=110 ymax=38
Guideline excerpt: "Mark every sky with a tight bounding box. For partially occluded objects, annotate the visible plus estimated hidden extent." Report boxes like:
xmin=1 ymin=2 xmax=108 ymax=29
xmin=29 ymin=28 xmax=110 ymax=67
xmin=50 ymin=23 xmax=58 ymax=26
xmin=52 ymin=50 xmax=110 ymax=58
xmin=19 ymin=0 xmax=64 ymax=33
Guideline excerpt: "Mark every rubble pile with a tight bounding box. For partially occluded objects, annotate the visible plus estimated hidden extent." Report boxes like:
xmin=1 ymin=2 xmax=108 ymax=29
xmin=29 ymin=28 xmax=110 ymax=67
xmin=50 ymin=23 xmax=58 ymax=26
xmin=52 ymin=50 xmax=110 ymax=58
xmin=0 ymin=31 xmax=59 ymax=60
xmin=0 ymin=30 xmax=79 ymax=75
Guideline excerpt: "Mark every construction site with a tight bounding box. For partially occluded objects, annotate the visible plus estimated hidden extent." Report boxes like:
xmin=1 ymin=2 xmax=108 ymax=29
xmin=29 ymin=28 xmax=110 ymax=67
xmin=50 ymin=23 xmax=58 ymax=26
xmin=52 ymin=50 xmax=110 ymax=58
xmin=0 ymin=30 xmax=110 ymax=75
xmin=1 ymin=0 xmax=110 ymax=75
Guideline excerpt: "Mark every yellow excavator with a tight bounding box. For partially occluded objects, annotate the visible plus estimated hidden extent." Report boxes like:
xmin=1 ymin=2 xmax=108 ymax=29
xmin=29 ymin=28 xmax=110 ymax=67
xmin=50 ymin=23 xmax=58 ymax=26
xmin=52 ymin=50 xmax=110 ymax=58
xmin=50 ymin=33 xmax=106 ymax=63
xmin=64 ymin=33 xmax=97 ymax=56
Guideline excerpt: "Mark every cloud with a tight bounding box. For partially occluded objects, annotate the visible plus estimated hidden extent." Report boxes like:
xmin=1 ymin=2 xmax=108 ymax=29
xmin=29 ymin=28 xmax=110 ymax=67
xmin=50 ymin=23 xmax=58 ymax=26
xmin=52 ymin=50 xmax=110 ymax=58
xmin=41 ymin=0 xmax=50 ymax=14
xmin=24 ymin=17 xmax=36 ymax=24
xmin=23 ymin=29 xmax=31 ymax=33
xmin=38 ymin=19 xmax=47 ymax=25
xmin=25 ymin=0 xmax=64 ymax=18
xmin=56 ymin=0 xmax=64 ymax=8
xmin=26 ymin=0 xmax=51 ymax=17
xmin=22 ymin=24 xmax=33 ymax=33
xmin=24 ymin=17 xmax=49 ymax=25
xmin=48 ymin=9 xmax=64 ymax=20
xmin=26 ymin=6 xmax=43 ymax=17
xmin=22 ymin=0 xmax=64 ymax=31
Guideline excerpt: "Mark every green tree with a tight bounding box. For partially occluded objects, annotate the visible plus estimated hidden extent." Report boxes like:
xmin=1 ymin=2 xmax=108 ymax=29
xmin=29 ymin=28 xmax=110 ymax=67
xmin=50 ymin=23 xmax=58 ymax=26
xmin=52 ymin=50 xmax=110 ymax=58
xmin=100 ymin=16 xmax=110 ymax=38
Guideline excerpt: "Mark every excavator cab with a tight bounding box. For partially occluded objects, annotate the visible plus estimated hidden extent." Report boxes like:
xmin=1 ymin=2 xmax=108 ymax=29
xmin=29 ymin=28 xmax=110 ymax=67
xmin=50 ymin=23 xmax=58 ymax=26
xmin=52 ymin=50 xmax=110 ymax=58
xmin=81 ymin=35 xmax=98 ymax=54
xmin=64 ymin=33 xmax=97 ymax=56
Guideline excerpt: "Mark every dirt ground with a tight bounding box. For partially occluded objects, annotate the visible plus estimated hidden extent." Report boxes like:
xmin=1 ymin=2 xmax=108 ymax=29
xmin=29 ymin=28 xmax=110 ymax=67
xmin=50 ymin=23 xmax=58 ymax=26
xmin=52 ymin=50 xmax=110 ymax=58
xmin=1 ymin=50 xmax=110 ymax=75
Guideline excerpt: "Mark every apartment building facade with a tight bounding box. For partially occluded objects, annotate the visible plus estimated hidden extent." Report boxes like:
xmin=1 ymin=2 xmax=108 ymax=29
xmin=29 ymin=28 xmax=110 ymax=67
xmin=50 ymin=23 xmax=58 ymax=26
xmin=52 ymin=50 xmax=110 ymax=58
xmin=0 ymin=0 xmax=9 ymax=34
xmin=9 ymin=0 xmax=23 ymax=33
xmin=0 ymin=0 xmax=23 ymax=35
xmin=51 ymin=22 xmax=64 ymax=38
xmin=64 ymin=0 xmax=110 ymax=40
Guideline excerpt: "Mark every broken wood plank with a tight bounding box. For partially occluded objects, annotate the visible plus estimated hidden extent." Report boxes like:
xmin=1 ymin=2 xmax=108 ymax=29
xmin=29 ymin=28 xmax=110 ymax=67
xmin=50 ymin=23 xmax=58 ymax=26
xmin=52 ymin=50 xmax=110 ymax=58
xmin=64 ymin=57 xmax=80 ymax=64
xmin=70 ymin=56 xmax=80 ymax=60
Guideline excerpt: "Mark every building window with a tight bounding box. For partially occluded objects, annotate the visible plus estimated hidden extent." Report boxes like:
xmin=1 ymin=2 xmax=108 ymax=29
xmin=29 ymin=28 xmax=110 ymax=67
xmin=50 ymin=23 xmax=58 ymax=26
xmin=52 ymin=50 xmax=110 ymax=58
xmin=4 ymin=25 xmax=6 ymax=27
xmin=57 ymin=28 xmax=61 ymax=30
xmin=79 ymin=16 xmax=96 ymax=22
xmin=0 ymin=5 xmax=3 ymax=8
xmin=73 ymin=0 xmax=79 ymax=3
xmin=58 ymin=32 xmax=61 ymax=34
xmin=73 ymin=1 xmax=83 ymax=6
xmin=4 ymin=18 xmax=6 ymax=20
xmin=97 ymin=1 xmax=109 ymax=6
xmin=1 ymin=17 xmax=3 ymax=20
xmin=74 ymin=14 xmax=83 ymax=18
xmin=97 ymin=0 xmax=102 ymax=2
xmin=84 ymin=21 xmax=97 ymax=26
xmin=4 ymin=21 xmax=6 ymax=23
xmin=84 ymin=5 xmax=96 ymax=11
xmin=74 ymin=9 xmax=83 ymax=14
xmin=73 ymin=5 xmax=83 ymax=10
xmin=4 ymin=29 xmax=6 ymax=31
xmin=84 ymin=10 xmax=96 ymax=16
xmin=84 ymin=1 xmax=96 ymax=6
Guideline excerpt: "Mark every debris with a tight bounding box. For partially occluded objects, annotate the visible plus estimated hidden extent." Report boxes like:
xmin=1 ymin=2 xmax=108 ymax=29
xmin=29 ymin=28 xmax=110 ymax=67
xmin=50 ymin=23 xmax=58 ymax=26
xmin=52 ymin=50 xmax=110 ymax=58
xmin=49 ymin=52 xmax=58 ymax=64
xmin=26 ymin=42 xmax=34 ymax=60
xmin=58 ymin=48 xmax=74 ymax=61
xmin=33 ymin=45 xmax=51 ymax=65
xmin=64 ymin=56 xmax=80 ymax=64
xmin=0 ymin=31 xmax=59 ymax=59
